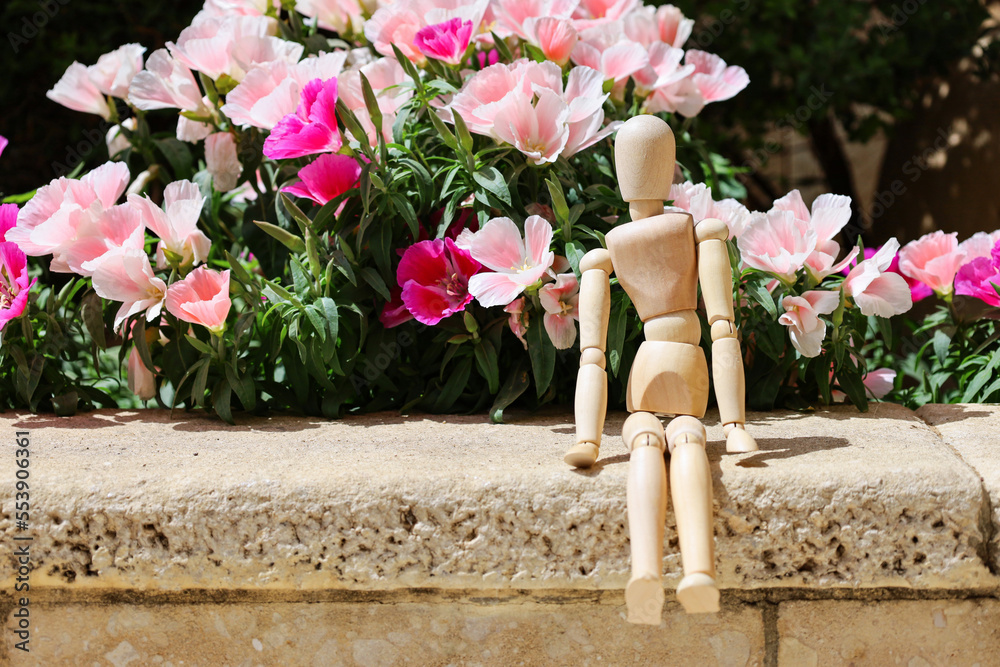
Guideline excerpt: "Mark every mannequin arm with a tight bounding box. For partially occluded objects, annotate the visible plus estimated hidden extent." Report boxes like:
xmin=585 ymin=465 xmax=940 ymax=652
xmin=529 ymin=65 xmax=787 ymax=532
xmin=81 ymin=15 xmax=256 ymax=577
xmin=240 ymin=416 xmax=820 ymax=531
xmin=696 ymin=219 xmax=757 ymax=453
xmin=565 ymin=249 xmax=613 ymax=468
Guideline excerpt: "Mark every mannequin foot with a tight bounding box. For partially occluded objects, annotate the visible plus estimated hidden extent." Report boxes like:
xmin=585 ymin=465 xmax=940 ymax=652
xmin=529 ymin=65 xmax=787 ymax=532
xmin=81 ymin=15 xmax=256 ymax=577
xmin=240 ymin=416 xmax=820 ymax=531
xmin=564 ymin=442 xmax=599 ymax=468
xmin=626 ymin=575 xmax=665 ymax=625
xmin=725 ymin=426 xmax=758 ymax=453
xmin=676 ymin=572 xmax=720 ymax=614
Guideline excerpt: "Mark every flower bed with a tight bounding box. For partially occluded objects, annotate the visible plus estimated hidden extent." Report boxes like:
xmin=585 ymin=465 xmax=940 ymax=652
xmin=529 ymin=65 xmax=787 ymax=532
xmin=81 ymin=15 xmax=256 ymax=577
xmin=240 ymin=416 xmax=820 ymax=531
xmin=0 ymin=0 xmax=997 ymax=421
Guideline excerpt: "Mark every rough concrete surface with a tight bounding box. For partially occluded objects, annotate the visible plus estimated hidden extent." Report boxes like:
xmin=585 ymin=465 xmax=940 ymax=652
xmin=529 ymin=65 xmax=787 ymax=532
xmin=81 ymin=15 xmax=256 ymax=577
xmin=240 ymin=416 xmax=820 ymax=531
xmin=0 ymin=404 xmax=994 ymax=592
xmin=4 ymin=598 xmax=764 ymax=666
xmin=918 ymin=404 xmax=1000 ymax=575
xmin=777 ymin=598 xmax=1000 ymax=666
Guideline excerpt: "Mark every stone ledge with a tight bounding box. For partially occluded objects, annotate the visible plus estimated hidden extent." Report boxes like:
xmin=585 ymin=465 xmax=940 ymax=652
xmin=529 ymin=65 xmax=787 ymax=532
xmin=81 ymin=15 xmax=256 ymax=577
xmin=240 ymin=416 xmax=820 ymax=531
xmin=0 ymin=404 xmax=997 ymax=593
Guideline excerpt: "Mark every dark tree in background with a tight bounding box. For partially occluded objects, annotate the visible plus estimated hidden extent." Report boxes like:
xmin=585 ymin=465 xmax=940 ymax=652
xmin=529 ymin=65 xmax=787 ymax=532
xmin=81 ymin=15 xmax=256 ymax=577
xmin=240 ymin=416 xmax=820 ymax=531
xmin=671 ymin=0 xmax=999 ymax=244
xmin=0 ymin=0 xmax=203 ymax=195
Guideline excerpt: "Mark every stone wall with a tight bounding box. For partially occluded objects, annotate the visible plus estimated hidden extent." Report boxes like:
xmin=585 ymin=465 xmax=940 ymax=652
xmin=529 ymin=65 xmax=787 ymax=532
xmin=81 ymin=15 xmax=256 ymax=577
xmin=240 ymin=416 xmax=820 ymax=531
xmin=1 ymin=404 xmax=998 ymax=665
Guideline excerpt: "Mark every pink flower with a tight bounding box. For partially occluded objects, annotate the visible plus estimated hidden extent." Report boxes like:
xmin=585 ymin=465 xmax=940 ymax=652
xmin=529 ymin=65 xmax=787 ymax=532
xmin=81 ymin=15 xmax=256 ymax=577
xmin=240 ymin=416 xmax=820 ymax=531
xmin=0 ymin=204 xmax=18 ymax=241
xmin=737 ymin=210 xmax=816 ymax=281
xmin=623 ymin=5 xmax=693 ymax=48
xmin=712 ymin=199 xmax=753 ymax=239
xmin=0 ymin=242 xmax=36 ymax=331
xmin=686 ymin=50 xmax=750 ymax=104
xmin=364 ymin=0 xmax=490 ymax=61
xmin=127 ymin=346 xmax=157 ymax=401
xmin=263 ymin=78 xmax=341 ymax=160
xmin=504 ymin=297 xmax=529 ymax=348
xmin=205 ymin=133 xmax=243 ymax=192
xmin=844 ymin=239 xmax=913 ymax=317
xmin=222 ymin=52 xmax=347 ymax=130
xmin=574 ymin=0 xmax=641 ymax=24
xmin=395 ymin=238 xmax=481 ymax=326
xmin=88 ymin=44 xmax=146 ymax=99
xmin=898 ymin=230 xmax=968 ymax=296
xmin=296 ymin=0 xmax=367 ymax=34
xmin=843 ymin=246 xmax=933 ymax=303
xmin=528 ymin=18 xmax=579 ymax=67
xmin=468 ymin=216 xmax=555 ymax=308
xmin=128 ymin=180 xmax=210 ymax=270
xmin=64 ymin=204 xmax=146 ymax=277
xmin=954 ymin=240 xmax=1000 ymax=308
xmin=539 ymin=273 xmax=580 ymax=349
xmin=167 ymin=15 xmax=300 ymax=82
xmin=447 ymin=60 xmax=554 ymax=136
xmin=668 ymin=181 xmax=715 ymax=222
xmin=197 ymin=0 xmax=279 ymax=17
xmin=380 ymin=286 xmax=415 ymax=328
xmin=864 ymin=368 xmax=896 ymax=399
xmin=958 ymin=230 xmax=1000 ymax=262
xmin=493 ymin=0 xmax=577 ymax=39
xmin=166 ymin=267 xmax=232 ymax=333
xmin=8 ymin=162 xmax=131 ymax=272
xmin=46 ymin=62 xmax=112 ymax=120
xmin=415 ymin=18 xmax=473 ymax=66
xmin=91 ymin=248 xmax=168 ymax=332
xmin=770 ymin=190 xmax=856 ymax=281
xmin=492 ymin=89 xmax=570 ymax=165
xmin=778 ymin=290 xmax=840 ymax=358
xmin=633 ymin=42 xmax=693 ymax=94
xmin=128 ymin=49 xmax=207 ymax=113
xmin=571 ymin=24 xmax=648 ymax=91
xmin=282 ymin=153 xmax=362 ymax=206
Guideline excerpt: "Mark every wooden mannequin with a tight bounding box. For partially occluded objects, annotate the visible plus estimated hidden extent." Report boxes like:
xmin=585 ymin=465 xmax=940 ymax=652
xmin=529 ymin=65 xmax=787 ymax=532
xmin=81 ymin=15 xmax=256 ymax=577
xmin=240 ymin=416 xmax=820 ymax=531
xmin=565 ymin=115 xmax=758 ymax=625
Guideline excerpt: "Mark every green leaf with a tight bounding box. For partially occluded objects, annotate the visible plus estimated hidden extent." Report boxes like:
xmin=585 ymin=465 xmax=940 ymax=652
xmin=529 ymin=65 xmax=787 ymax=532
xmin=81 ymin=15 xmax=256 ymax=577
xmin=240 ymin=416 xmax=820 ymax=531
xmin=304 ymin=304 xmax=328 ymax=342
xmin=453 ymin=111 xmax=475 ymax=156
xmin=81 ymin=291 xmax=106 ymax=349
xmin=473 ymin=167 xmax=512 ymax=207
xmin=932 ymin=329 xmax=952 ymax=366
xmin=254 ymin=219 xmax=306 ymax=253
xmin=607 ymin=295 xmax=629 ymax=377
xmin=474 ymin=339 xmax=500 ymax=394
xmin=192 ymin=357 xmax=211 ymax=408
xmin=212 ymin=378 xmax=235 ymax=425
xmin=280 ymin=192 xmax=312 ymax=235
xmin=546 ymin=178 xmax=570 ymax=225
xmin=434 ymin=357 xmax=473 ymax=411
xmin=427 ymin=109 xmax=458 ymax=150
xmin=837 ymin=358 xmax=869 ymax=412
xmin=490 ymin=360 xmax=530 ymax=424
xmin=360 ymin=267 xmax=392 ymax=301
xmin=224 ymin=250 xmax=254 ymax=286
xmin=390 ymin=43 xmax=423 ymax=92
xmin=490 ymin=32 xmax=513 ymax=62
xmin=171 ymin=357 xmax=208 ymax=410
xmin=389 ymin=192 xmax=420 ymax=240
xmin=330 ymin=250 xmax=357 ymax=286
xmin=565 ymin=241 xmax=586 ymax=276
xmin=527 ymin=319 xmax=555 ymax=397
xmin=185 ymin=334 xmax=215 ymax=355
xmin=153 ymin=138 xmax=193 ymax=179
xmin=745 ymin=280 xmax=777 ymax=318
xmin=225 ymin=364 xmax=257 ymax=411
xmin=132 ymin=319 xmax=155 ymax=374
xmin=317 ymin=297 xmax=339 ymax=343
xmin=359 ymin=72 xmax=383 ymax=141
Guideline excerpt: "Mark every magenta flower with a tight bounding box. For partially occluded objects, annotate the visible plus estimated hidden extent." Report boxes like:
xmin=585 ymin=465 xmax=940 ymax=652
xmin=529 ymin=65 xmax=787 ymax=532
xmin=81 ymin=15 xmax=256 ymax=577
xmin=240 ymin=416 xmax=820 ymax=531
xmin=0 ymin=241 xmax=35 ymax=331
xmin=0 ymin=203 xmax=18 ymax=241
xmin=414 ymin=18 xmax=473 ymax=66
xmin=396 ymin=238 xmax=481 ymax=326
xmin=283 ymin=154 xmax=362 ymax=207
xmin=263 ymin=77 xmax=342 ymax=160
xmin=379 ymin=286 xmax=414 ymax=329
xmin=955 ymin=240 xmax=1000 ymax=308
xmin=0 ymin=135 xmax=7 ymax=159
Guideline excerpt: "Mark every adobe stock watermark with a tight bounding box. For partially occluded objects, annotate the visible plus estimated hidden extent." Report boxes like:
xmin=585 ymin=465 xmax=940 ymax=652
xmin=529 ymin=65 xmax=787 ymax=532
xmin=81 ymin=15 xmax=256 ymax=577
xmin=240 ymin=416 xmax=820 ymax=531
xmin=7 ymin=0 xmax=72 ymax=54
xmin=349 ymin=330 xmax=416 ymax=393
xmin=742 ymin=84 xmax=834 ymax=173
xmin=853 ymin=125 xmax=952 ymax=235
xmin=878 ymin=0 xmax=929 ymax=36
xmin=51 ymin=120 xmax=113 ymax=178
xmin=688 ymin=0 xmax=753 ymax=51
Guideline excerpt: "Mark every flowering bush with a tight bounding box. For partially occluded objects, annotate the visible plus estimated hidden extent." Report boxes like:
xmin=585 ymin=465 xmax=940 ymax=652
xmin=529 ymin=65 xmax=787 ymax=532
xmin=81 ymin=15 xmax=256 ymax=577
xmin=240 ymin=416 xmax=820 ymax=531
xmin=0 ymin=0 xmax=917 ymax=420
xmin=867 ymin=230 xmax=1000 ymax=406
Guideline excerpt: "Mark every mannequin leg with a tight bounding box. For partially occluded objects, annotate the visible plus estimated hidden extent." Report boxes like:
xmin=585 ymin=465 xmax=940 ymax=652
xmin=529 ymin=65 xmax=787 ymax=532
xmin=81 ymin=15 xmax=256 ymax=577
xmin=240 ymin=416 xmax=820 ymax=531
xmin=622 ymin=411 xmax=667 ymax=625
xmin=665 ymin=415 xmax=720 ymax=614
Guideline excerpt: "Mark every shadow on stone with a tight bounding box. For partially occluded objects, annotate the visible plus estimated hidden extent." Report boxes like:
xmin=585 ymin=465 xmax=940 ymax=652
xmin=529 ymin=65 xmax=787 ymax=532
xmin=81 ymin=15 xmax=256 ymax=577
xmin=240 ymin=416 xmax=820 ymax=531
xmin=731 ymin=436 xmax=851 ymax=468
